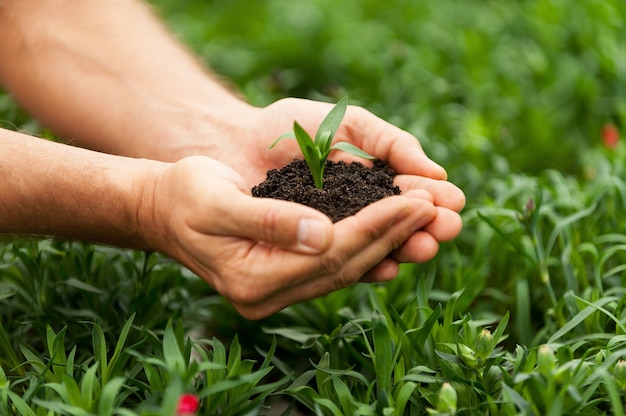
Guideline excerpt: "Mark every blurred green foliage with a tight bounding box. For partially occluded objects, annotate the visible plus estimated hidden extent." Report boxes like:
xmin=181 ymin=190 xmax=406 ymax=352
xmin=1 ymin=0 xmax=626 ymax=414
xmin=152 ymin=0 xmax=625 ymax=186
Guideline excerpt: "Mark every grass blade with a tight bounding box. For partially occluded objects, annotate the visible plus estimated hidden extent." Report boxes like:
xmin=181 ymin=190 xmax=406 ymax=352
xmin=372 ymin=311 xmax=392 ymax=410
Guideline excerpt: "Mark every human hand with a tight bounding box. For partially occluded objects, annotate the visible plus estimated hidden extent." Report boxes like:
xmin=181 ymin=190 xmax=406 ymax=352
xmin=208 ymin=98 xmax=466 ymax=270
xmin=141 ymin=156 xmax=439 ymax=319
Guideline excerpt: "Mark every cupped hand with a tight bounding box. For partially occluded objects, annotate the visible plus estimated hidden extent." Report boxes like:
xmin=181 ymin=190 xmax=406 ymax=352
xmin=212 ymin=98 xmax=466 ymax=269
xmin=143 ymin=156 xmax=439 ymax=319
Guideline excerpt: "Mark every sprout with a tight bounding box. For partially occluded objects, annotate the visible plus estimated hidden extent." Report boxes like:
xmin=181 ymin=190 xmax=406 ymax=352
xmin=269 ymin=97 xmax=375 ymax=189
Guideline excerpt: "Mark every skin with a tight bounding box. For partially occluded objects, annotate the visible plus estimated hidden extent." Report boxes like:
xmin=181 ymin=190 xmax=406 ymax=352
xmin=0 ymin=0 xmax=465 ymax=319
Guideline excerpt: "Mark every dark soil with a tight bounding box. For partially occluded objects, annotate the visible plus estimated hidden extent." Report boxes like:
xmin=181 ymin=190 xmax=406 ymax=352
xmin=252 ymin=159 xmax=401 ymax=222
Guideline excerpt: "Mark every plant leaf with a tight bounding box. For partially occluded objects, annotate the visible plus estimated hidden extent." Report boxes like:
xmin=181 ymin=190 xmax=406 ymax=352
xmin=372 ymin=311 xmax=392 ymax=405
xmin=331 ymin=142 xmax=375 ymax=160
xmin=315 ymin=97 xmax=348 ymax=153
xmin=98 ymin=377 xmax=126 ymax=416
xmin=294 ymin=121 xmax=325 ymax=188
xmin=163 ymin=319 xmax=185 ymax=374
xmin=268 ymin=131 xmax=296 ymax=149
xmin=105 ymin=313 xmax=135 ymax=382
xmin=7 ymin=391 xmax=36 ymax=416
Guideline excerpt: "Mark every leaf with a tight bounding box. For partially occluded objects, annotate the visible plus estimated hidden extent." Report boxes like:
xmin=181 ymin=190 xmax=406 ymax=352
xmin=515 ymin=278 xmax=532 ymax=347
xmin=331 ymin=142 xmax=375 ymax=160
xmin=492 ymin=311 xmax=510 ymax=346
xmin=46 ymin=326 xmax=68 ymax=381
xmin=60 ymin=277 xmax=106 ymax=294
xmin=257 ymin=335 xmax=277 ymax=372
xmin=61 ymin=374 xmax=82 ymax=408
xmin=372 ymin=311 xmax=392 ymax=408
xmin=476 ymin=211 xmax=534 ymax=262
xmin=91 ymin=323 xmax=108 ymax=384
xmin=314 ymin=353 xmax=332 ymax=400
xmin=0 ymin=321 xmax=22 ymax=373
xmin=594 ymin=367 xmax=625 ymax=415
xmin=281 ymin=384 xmax=320 ymax=412
xmin=98 ymin=377 xmax=126 ymax=416
xmin=226 ymin=335 xmax=242 ymax=379
xmin=163 ymin=319 xmax=185 ymax=374
xmin=314 ymin=397 xmax=343 ymax=416
xmin=332 ymin=377 xmax=357 ymax=415
xmin=268 ymin=131 xmax=296 ymax=149
xmin=414 ymin=303 xmax=443 ymax=348
xmin=501 ymin=384 xmax=529 ymax=412
xmin=547 ymin=294 xmax=620 ymax=343
xmin=7 ymin=391 xmax=36 ymax=416
xmin=31 ymin=399 xmax=89 ymax=416
xmin=20 ymin=344 xmax=58 ymax=384
xmin=294 ymin=121 xmax=325 ymax=188
xmin=159 ymin=377 xmax=184 ymax=416
xmin=315 ymin=97 xmax=348 ymax=154
xmin=105 ymin=313 xmax=135 ymax=381
xmin=80 ymin=363 xmax=99 ymax=410
xmin=394 ymin=381 xmax=418 ymax=413
xmin=201 ymin=369 xmax=273 ymax=396
xmin=66 ymin=346 xmax=76 ymax=379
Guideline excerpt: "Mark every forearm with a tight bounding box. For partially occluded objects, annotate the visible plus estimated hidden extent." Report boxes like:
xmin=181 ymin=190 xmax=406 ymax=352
xmin=0 ymin=128 xmax=162 ymax=249
xmin=0 ymin=0 xmax=251 ymax=161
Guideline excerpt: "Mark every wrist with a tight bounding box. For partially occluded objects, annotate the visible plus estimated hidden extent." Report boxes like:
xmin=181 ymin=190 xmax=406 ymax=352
xmin=131 ymin=159 xmax=172 ymax=253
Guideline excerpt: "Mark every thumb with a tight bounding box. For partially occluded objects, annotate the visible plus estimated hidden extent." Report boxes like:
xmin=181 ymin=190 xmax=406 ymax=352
xmin=217 ymin=194 xmax=334 ymax=254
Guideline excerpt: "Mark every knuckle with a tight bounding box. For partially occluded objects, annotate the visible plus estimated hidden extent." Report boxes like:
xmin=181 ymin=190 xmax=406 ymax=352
xmin=318 ymin=250 xmax=347 ymax=276
xmin=333 ymin=270 xmax=359 ymax=291
xmin=354 ymin=215 xmax=383 ymax=242
xmin=255 ymin=208 xmax=281 ymax=243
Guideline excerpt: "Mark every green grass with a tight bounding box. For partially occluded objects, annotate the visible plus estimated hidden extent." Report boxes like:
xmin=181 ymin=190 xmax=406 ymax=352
xmin=1 ymin=0 xmax=626 ymax=414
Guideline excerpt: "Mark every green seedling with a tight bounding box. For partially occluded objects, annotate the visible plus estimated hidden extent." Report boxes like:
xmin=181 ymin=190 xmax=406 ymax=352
xmin=268 ymin=97 xmax=375 ymax=189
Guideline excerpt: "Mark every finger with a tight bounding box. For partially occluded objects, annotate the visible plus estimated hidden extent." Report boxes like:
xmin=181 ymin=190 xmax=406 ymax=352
xmin=212 ymin=193 xmax=334 ymax=254
xmin=423 ymin=207 xmax=463 ymax=242
xmin=394 ymin=175 xmax=466 ymax=212
xmin=389 ymin=208 xmax=461 ymax=263
xmin=337 ymin=106 xmax=448 ymax=180
xmin=361 ymin=227 xmax=442 ymax=281
xmin=359 ymin=257 xmax=400 ymax=283
xmin=231 ymin=194 xmax=437 ymax=318
xmin=322 ymin=196 xmax=435 ymax=284
xmin=390 ymin=231 xmax=441 ymax=264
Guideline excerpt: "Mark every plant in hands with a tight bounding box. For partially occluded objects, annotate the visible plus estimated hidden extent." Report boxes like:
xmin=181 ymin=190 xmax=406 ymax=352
xmin=268 ymin=97 xmax=375 ymax=189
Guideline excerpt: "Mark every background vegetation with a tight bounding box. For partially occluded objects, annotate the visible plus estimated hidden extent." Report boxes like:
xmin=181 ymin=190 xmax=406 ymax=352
xmin=1 ymin=0 xmax=625 ymax=414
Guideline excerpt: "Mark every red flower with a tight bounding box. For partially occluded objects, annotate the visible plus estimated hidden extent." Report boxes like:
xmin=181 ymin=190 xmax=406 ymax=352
xmin=602 ymin=124 xmax=620 ymax=149
xmin=176 ymin=393 xmax=199 ymax=415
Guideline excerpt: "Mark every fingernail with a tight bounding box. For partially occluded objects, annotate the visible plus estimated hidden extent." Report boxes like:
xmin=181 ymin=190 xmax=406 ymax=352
xmin=297 ymin=218 xmax=328 ymax=253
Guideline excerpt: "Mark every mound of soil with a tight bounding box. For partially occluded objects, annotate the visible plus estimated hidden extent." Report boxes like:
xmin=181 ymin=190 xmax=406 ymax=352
xmin=251 ymin=159 xmax=401 ymax=222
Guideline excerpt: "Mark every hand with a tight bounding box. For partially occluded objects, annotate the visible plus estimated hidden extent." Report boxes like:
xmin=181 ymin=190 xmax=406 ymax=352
xmin=142 ymin=156 xmax=439 ymax=319
xmin=207 ymin=98 xmax=466 ymax=270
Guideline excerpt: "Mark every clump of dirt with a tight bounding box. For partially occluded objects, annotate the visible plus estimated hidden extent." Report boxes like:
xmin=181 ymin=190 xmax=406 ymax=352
xmin=252 ymin=159 xmax=401 ymax=222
